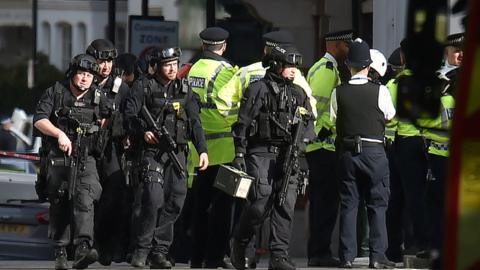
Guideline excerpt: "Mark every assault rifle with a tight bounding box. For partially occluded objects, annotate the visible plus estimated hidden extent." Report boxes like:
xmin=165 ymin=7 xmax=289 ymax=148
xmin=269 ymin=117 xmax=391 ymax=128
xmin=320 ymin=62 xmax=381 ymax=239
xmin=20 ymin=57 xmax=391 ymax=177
xmin=67 ymin=122 xmax=97 ymax=199
xmin=141 ymin=106 xmax=186 ymax=179
xmin=278 ymin=107 xmax=311 ymax=206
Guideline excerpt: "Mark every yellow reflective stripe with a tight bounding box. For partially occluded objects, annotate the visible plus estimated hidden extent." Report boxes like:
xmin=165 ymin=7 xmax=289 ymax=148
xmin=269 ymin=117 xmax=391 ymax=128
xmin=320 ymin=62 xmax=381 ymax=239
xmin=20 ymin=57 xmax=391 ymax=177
xmin=206 ymin=63 xmax=226 ymax=104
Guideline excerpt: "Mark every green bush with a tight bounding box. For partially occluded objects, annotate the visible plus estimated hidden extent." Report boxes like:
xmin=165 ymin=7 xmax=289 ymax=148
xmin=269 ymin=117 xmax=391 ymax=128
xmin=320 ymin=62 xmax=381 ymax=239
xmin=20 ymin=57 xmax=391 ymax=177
xmin=0 ymin=53 xmax=64 ymax=116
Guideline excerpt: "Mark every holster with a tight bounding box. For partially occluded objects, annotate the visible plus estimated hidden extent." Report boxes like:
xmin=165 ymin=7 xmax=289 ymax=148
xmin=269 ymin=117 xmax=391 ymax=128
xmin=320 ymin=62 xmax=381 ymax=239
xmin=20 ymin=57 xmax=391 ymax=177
xmin=342 ymin=135 xmax=362 ymax=154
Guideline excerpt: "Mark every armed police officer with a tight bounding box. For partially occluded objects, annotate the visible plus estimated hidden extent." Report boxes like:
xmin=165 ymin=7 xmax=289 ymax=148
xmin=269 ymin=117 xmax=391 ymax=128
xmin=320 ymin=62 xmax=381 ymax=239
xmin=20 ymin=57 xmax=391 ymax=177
xmin=124 ymin=46 xmax=209 ymax=269
xmin=85 ymin=39 xmax=131 ymax=265
xmin=33 ymin=54 xmax=107 ymax=270
xmin=230 ymin=45 xmax=315 ymax=270
xmin=330 ymin=39 xmax=396 ymax=269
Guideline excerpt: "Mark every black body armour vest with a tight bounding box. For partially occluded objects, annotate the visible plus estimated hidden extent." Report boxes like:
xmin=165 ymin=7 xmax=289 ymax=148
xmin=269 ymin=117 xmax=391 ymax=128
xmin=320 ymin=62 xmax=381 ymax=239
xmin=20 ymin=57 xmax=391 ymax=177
xmin=336 ymin=81 xmax=385 ymax=140
xmin=250 ymin=79 xmax=298 ymax=145
xmin=143 ymin=78 xmax=191 ymax=145
xmin=53 ymin=82 xmax=101 ymax=137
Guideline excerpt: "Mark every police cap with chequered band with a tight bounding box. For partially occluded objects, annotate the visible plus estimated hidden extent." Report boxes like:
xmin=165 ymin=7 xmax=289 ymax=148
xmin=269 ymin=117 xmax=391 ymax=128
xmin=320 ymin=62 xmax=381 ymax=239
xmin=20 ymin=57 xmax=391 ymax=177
xmin=199 ymin=27 xmax=229 ymax=45
xmin=446 ymin=32 xmax=464 ymax=48
xmin=263 ymin=30 xmax=294 ymax=47
xmin=324 ymin=29 xmax=354 ymax=42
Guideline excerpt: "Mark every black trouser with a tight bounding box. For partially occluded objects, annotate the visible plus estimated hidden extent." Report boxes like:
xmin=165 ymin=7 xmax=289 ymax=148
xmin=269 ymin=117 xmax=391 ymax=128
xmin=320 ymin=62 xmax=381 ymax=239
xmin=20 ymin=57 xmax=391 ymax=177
xmin=395 ymin=136 xmax=428 ymax=250
xmin=133 ymin=148 xmax=187 ymax=255
xmin=233 ymin=151 xmax=298 ymax=257
xmin=426 ymin=154 xmax=447 ymax=252
xmin=95 ymin=141 xmax=131 ymax=261
xmin=338 ymin=145 xmax=390 ymax=262
xmin=191 ymin=164 xmax=233 ymax=264
xmin=306 ymin=149 xmax=339 ymax=259
xmin=385 ymin=141 xmax=403 ymax=258
xmin=47 ymin=151 xmax=102 ymax=248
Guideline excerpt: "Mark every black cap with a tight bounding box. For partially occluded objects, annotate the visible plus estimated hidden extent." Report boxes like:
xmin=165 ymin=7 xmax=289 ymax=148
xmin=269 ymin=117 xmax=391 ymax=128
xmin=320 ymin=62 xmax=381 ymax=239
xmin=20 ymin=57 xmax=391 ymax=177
xmin=388 ymin=47 xmax=402 ymax=67
xmin=324 ymin=29 xmax=354 ymax=42
xmin=263 ymin=30 xmax=294 ymax=47
xmin=446 ymin=33 xmax=464 ymax=47
xmin=199 ymin=27 xmax=229 ymax=45
xmin=345 ymin=39 xmax=372 ymax=68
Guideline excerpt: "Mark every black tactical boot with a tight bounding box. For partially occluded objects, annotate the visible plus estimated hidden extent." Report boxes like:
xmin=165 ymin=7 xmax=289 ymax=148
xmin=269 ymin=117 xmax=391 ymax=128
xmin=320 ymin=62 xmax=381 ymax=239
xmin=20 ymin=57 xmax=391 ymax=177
xmin=230 ymin=238 xmax=246 ymax=270
xmin=131 ymin=249 xmax=148 ymax=268
xmin=268 ymin=255 xmax=296 ymax=270
xmin=72 ymin=241 xmax=98 ymax=269
xmin=150 ymin=253 xmax=173 ymax=269
xmin=54 ymin=247 xmax=68 ymax=270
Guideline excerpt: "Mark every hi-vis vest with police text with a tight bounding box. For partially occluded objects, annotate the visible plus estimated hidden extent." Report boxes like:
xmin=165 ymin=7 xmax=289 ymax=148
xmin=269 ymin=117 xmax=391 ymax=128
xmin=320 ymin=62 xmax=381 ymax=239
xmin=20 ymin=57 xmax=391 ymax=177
xmin=418 ymin=94 xmax=455 ymax=157
xmin=389 ymin=69 xmax=422 ymax=137
xmin=187 ymin=58 xmax=239 ymax=166
xmin=306 ymin=56 xmax=340 ymax=152
xmin=215 ymin=61 xmax=317 ymax=126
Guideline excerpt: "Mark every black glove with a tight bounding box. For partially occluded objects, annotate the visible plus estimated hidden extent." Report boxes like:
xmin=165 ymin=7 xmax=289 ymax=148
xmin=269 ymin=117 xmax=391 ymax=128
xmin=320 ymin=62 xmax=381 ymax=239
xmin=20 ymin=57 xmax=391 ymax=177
xmin=232 ymin=154 xmax=247 ymax=172
xmin=317 ymin=127 xmax=333 ymax=141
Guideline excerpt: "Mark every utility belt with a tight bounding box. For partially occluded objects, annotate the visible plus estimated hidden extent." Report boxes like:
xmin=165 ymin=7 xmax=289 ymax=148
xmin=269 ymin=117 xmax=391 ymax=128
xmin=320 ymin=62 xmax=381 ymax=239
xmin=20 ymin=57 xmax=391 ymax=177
xmin=339 ymin=135 xmax=384 ymax=154
xmin=141 ymin=162 xmax=164 ymax=184
xmin=247 ymin=143 xmax=287 ymax=155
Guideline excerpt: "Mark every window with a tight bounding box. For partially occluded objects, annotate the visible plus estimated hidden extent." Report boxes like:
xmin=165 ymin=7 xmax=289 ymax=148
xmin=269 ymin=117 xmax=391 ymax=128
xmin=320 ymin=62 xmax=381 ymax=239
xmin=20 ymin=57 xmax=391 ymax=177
xmin=77 ymin=23 xmax=87 ymax=53
xmin=58 ymin=23 xmax=72 ymax=70
xmin=41 ymin=22 xmax=50 ymax=56
xmin=116 ymin=24 xmax=126 ymax=53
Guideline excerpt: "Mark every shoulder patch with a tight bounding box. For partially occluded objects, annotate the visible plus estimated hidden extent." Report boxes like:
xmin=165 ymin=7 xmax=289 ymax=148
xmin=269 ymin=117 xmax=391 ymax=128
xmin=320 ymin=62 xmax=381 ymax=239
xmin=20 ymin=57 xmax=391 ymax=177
xmin=326 ymin=61 xmax=334 ymax=70
xmin=189 ymin=76 xmax=206 ymax=88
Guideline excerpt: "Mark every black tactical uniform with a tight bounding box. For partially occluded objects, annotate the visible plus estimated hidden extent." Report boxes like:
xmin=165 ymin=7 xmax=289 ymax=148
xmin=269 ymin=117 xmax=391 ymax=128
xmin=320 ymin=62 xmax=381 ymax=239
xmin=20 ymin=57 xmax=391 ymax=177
xmin=230 ymin=45 xmax=315 ymax=270
xmin=33 ymin=54 xmax=107 ymax=270
xmin=86 ymin=39 xmax=131 ymax=265
xmin=332 ymin=40 xmax=395 ymax=269
xmin=124 ymin=47 xmax=208 ymax=269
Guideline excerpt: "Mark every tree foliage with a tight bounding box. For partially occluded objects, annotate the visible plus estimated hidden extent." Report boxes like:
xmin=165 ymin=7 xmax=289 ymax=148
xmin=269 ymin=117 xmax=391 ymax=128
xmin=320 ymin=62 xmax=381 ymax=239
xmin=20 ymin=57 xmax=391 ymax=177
xmin=0 ymin=53 xmax=64 ymax=116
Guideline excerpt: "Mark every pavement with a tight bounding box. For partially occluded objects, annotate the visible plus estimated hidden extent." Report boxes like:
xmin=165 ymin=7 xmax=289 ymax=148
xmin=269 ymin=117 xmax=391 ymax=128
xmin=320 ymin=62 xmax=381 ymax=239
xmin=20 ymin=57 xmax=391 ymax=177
xmin=0 ymin=257 xmax=425 ymax=270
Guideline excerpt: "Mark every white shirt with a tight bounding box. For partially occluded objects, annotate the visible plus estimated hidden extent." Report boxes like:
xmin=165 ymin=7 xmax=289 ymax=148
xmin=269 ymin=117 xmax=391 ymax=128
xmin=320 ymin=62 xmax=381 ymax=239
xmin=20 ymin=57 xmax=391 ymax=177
xmin=330 ymin=74 xmax=396 ymax=122
xmin=324 ymin=52 xmax=338 ymax=68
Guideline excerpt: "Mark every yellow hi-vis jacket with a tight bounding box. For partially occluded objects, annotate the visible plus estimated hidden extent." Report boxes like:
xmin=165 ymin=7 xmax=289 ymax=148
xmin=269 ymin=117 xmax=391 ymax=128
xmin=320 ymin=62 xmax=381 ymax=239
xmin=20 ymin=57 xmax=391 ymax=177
xmin=306 ymin=55 xmax=340 ymax=152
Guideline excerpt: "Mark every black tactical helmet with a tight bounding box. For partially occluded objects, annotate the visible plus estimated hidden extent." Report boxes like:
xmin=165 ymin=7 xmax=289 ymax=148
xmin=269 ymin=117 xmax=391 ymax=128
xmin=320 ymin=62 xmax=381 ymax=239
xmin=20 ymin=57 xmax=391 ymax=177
xmin=262 ymin=45 xmax=303 ymax=70
xmin=66 ymin=54 xmax=100 ymax=78
xmin=150 ymin=47 xmax=182 ymax=64
xmin=86 ymin=39 xmax=118 ymax=60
